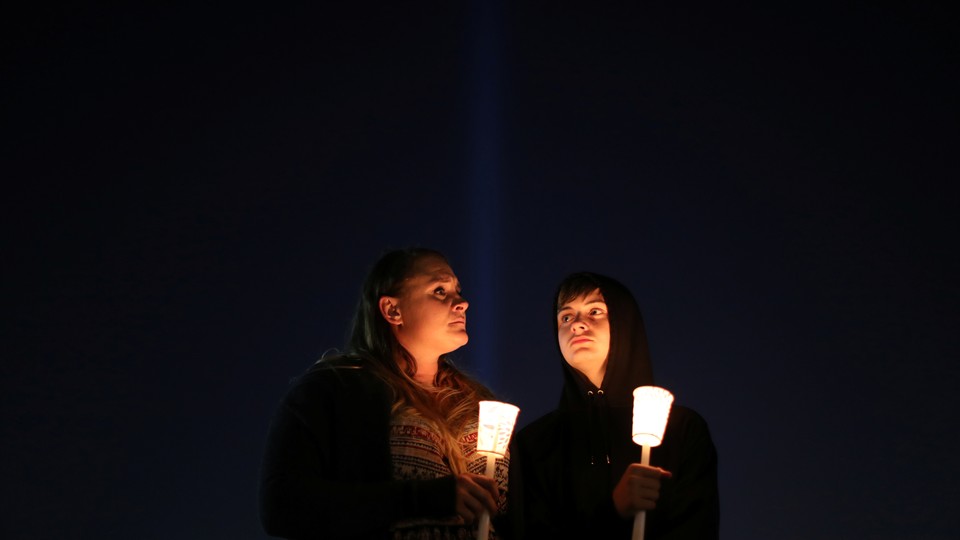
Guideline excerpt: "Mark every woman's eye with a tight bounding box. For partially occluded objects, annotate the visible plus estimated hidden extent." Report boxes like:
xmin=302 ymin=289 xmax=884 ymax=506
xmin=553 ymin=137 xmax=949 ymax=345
xmin=434 ymin=287 xmax=446 ymax=295
xmin=590 ymin=308 xmax=605 ymax=316
xmin=560 ymin=315 xmax=571 ymax=323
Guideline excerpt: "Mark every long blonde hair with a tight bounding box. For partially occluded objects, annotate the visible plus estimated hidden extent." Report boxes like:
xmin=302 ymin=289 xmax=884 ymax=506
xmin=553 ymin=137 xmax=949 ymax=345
xmin=387 ymin=355 xmax=493 ymax=474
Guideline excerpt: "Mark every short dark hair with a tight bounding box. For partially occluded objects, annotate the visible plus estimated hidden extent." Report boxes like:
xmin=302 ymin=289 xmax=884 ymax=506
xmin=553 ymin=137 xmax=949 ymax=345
xmin=555 ymin=272 xmax=605 ymax=313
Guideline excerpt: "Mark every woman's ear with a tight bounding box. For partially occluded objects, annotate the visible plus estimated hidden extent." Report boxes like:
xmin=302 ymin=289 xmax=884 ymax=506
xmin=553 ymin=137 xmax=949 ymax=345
xmin=378 ymin=296 xmax=402 ymax=326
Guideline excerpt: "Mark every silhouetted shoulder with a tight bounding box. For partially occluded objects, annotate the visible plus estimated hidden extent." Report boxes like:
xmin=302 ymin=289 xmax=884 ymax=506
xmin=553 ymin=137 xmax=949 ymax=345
xmin=663 ymin=405 xmax=714 ymax=445
xmin=514 ymin=410 xmax=566 ymax=458
xmin=280 ymin=356 xmax=390 ymax=416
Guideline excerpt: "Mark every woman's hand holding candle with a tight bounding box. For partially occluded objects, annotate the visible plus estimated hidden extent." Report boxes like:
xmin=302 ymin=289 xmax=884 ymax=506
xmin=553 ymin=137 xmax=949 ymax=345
xmin=455 ymin=473 xmax=499 ymax=523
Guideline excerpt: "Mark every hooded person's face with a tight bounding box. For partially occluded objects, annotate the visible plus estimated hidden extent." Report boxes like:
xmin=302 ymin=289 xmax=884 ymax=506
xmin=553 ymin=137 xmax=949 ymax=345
xmin=556 ymin=288 xmax=610 ymax=387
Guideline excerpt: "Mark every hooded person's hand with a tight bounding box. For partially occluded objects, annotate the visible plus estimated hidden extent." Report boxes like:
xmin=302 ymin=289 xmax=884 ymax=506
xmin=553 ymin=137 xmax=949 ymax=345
xmin=612 ymin=464 xmax=673 ymax=518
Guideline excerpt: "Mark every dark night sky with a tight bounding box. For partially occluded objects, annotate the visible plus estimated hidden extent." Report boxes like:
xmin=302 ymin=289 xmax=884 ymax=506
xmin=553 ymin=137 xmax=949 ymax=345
xmin=3 ymin=2 xmax=958 ymax=539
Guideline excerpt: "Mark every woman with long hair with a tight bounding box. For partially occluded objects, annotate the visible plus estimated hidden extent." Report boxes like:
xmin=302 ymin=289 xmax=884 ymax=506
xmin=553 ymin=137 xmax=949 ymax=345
xmin=259 ymin=248 xmax=506 ymax=539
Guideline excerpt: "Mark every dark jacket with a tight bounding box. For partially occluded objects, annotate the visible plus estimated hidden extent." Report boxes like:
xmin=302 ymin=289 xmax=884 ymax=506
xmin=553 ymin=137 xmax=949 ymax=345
xmin=259 ymin=357 xmax=457 ymax=539
xmin=511 ymin=273 xmax=720 ymax=539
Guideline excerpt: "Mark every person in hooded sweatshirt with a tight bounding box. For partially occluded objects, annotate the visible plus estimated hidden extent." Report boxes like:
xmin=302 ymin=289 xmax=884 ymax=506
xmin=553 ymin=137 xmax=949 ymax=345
xmin=510 ymin=272 xmax=719 ymax=539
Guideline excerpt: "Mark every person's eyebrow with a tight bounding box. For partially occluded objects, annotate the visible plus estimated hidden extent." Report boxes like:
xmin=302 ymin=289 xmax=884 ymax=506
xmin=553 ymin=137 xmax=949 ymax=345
xmin=557 ymin=295 xmax=606 ymax=313
xmin=427 ymin=274 xmax=460 ymax=288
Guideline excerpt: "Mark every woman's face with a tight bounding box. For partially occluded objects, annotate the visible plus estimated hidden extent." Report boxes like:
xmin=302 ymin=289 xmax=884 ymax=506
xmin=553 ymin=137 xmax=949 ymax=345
xmin=385 ymin=255 xmax=469 ymax=363
xmin=557 ymin=288 xmax=610 ymax=387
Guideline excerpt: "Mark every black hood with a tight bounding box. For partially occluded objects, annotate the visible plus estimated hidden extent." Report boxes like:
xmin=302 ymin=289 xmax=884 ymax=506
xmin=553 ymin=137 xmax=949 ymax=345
xmin=555 ymin=272 xmax=654 ymax=410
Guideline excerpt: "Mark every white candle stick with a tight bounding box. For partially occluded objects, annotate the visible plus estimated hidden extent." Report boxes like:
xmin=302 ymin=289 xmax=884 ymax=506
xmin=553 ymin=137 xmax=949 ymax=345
xmin=475 ymin=455 xmax=496 ymax=540
xmin=631 ymin=387 xmax=674 ymax=540
xmin=475 ymin=401 xmax=520 ymax=540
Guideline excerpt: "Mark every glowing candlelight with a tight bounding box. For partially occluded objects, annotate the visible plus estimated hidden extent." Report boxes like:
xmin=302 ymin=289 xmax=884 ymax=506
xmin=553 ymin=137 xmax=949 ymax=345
xmin=631 ymin=386 xmax=674 ymax=540
xmin=476 ymin=400 xmax=520 ymax=540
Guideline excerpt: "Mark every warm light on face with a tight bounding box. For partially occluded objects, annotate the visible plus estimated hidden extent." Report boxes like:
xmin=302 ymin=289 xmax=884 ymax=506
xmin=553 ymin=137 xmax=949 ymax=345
xmin=391 ymin=256 xmax=469 ymax=361
xmin=556 ymin=289 xmax=610 ymax=387
xmin=477 ymin=401 xmax=520 ymax=457
xmin=631 ymin=386 xmax=674 ymax=447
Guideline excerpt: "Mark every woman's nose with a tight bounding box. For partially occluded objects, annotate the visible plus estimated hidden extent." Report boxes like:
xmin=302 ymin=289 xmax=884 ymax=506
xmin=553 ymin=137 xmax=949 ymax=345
xmin=453 ymin=296 xmax=468 ymax=312
xmin=571 ymin=318 xmax=587 ymax=332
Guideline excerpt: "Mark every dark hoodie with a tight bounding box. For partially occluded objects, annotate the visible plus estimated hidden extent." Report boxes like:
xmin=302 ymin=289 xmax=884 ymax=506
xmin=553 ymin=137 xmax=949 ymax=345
xmin=510 ymin=273 xmax=719 ymax=539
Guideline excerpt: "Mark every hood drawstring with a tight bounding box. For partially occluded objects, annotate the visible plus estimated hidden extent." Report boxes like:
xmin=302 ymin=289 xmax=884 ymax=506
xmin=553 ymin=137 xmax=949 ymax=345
xmin=586 ymin=389 xmax=611 ymax=466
